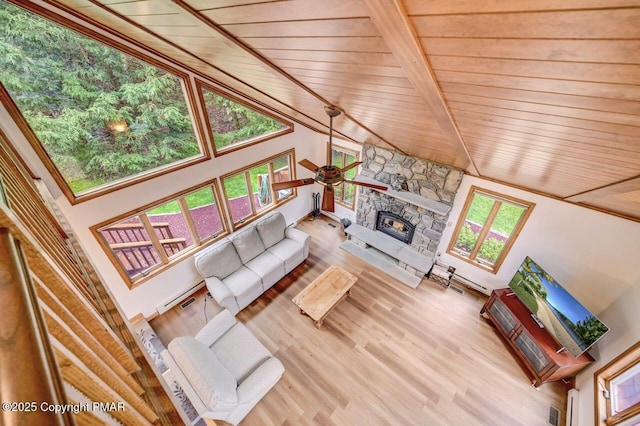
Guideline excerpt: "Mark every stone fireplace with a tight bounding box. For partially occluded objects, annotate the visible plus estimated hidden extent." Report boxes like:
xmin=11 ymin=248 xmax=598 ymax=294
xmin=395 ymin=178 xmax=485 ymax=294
xmin=356 ymin=144 xmax=463 ymax=261
xmin=376 ymin=211 xmax=415 ymax=244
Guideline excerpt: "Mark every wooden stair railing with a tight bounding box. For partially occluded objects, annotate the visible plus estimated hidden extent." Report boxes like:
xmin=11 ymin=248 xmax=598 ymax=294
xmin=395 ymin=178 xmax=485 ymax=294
xmin=0 ymin=122 xmax=182 ymax=424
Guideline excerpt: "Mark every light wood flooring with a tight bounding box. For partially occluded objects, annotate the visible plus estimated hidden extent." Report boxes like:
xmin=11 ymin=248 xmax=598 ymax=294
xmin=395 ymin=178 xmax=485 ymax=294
xmin=151 ymin=216 xmax=568 ymax=426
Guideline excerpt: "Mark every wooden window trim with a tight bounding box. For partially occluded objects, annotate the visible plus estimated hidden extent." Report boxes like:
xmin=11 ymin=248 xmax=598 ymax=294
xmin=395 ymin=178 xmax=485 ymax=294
xmin=195 ymin=79 xmax=294 ymax=157
xmin=595 ymin=341 xmax=640 ymax=426
xmin=1 ymin=2 xmax=211 ymax=205
xmin=220 ymin=148 xmax=297 ymax=231
xmin=332 ymin=145 xmax=360 ymax=210
xmin=447 ymin=186 xmax=535 ymax=274
xmin=91 ymin=179 xmax=228 ymax=288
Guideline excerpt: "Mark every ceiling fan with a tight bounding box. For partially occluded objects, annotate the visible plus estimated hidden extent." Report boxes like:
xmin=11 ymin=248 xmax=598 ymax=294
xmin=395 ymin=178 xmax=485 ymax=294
xmin=272 ymin=106 xmax=387 ymax=212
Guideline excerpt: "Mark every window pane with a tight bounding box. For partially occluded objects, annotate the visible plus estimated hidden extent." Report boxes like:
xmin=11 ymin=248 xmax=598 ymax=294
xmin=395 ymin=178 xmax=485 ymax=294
xmin=224 ymin=174 xmax=252 ymax=222
xmin=185 ymin=187 xmax=223 ymax=241
xmin=99 ymin=216 xmax=161 ymax=278
xmin=612 ymin=364 xmax=640 ymax=414
xmin=272 ymin=154 xmax=292 ymax=200
xmin=145 ymin=201 xmax=192 ymax=258
xmin=201 ymin=87 xmax=287 ymax=151
xmin=249 ymin=165 xmax=271 ymax=209
xmin=454 ymin=193 xmax=494 ymax=255
xmin=0 ymin=2 xmax=201 ymax=195
xmin=477 ymin=203 xmax=526 ymax=264
xmin=332 ymin=150 xmax=344 ymax=168
xmin=343 ymin=183 xmax=356 ymax=206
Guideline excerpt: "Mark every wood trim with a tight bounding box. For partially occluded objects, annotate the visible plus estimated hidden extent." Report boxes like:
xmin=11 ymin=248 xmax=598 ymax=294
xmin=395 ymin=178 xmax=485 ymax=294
xmin=469 ymin=200 xmax=501 ymax=260
xmin=565 ymin=175 xmax=640 ymax=203
xmin=362 ymin=0 xmax=477 ymax=174
xmin=0 ymin=1 xmax=212 ymax=203
xmin=220 ymin=148 xmax=299 ymax=231
xmin=446 ymin=185 xmax=535 ymax=273
xmin=90 ymin=178 xmax=229 ymax=288
xmin=195 ymin=79 xmax=295 ymax=157
xmin=595 ymin=341 xmax=640 ymax=426
xmin=0 ymin=229 xmax=70 ymax=425
xmin=332 ymin=144 xmax=360 ymax=210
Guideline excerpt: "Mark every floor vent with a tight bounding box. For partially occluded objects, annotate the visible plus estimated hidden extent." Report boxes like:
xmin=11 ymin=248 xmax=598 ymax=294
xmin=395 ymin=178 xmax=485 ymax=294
xmin=180 ymin=297 xmax=197 ymax=310
xmin=448 ymin=285 xmax=465 ymax=295
xmin=328 ymin=222 xmax=336 ymax=228
xmin=548 ymin=405 xmax=560 ymax=426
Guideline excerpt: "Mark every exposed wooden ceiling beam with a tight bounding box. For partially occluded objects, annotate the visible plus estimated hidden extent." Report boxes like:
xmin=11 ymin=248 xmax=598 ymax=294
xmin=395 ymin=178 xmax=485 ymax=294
xmin=565 ymin=175 xmax=640 ymax=203
xmin=363 ymin=0 xmax=478 ymax=175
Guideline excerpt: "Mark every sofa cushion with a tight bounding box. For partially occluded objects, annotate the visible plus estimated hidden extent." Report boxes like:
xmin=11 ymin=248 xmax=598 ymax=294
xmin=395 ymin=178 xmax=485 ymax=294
xmin=223 ymin=266 xmax=262 ymax=298
xmin=212 ymin=323 xmax=273 ymax=384
xmin=267 ymin=238 xmax=304 ymax=274
xmin=195 ymin=240 xmax=242 ymax=280
xmin=255 ymin=212 xmax=286 ymax=249
xmin=168 ymin=336 xmax=238 ymax=408
xmin=245 ymin=251 xmax=285 ymax=290
xmin=231 ymin=226 xmax=265 ymax=264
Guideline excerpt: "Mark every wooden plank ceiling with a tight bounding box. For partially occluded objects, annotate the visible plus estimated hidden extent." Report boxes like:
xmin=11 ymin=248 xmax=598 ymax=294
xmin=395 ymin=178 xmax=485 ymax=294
xmin=44 ymin=0 xmax=640 ymax=220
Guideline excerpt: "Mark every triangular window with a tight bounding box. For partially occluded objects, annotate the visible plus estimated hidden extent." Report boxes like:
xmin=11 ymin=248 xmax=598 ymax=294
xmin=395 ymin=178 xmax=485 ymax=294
xmin=197 ymin=82 xmax=292 ymax=155
xmin=0 ymin=1 xmax=206 ymax=202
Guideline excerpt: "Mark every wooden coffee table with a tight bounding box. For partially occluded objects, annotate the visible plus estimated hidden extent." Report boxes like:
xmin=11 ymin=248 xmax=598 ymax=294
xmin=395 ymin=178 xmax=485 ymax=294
xmin=292 ymin=265 xmax=358 ymax=328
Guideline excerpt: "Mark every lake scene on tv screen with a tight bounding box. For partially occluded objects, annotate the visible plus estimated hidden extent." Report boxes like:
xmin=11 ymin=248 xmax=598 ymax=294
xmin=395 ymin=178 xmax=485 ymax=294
xmin=508 ymin=256 xmax=609 ymax=357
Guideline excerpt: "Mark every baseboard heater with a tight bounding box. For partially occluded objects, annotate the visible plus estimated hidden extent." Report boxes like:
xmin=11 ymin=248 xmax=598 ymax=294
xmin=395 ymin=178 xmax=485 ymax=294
xmin=452 ymin=273 xmax=490 ymax=295
xmin=156 ymin=280 xmax=205 ymax=315
xmin=566 ymin=389 xmax=579 ymax=426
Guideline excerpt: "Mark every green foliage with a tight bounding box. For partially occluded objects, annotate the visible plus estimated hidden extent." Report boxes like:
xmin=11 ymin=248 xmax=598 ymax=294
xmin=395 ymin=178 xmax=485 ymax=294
xmin=202 ymin=89 xmax=286 ymax=150
xmin=477 ymin=237 xmax=505 ymax=263
xmin=574 ymin=316 xmax=608 ymax=347
xmin=0 ymin=2 xmax=200 ymax=192
xmin=508 ymin=272 xmax=539 ymax=313
xmin=466 ymin=192 xmax=525 ymax=236
xmin=454 ymin=223 xmax=478 ymax=252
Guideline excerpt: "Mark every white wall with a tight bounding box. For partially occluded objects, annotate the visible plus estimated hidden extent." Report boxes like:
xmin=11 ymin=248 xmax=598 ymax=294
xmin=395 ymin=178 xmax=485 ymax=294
xmin=438 ymin=175 xmax=640 ymax=316
xmin=1 ymin=101 xmax=326 ymax=318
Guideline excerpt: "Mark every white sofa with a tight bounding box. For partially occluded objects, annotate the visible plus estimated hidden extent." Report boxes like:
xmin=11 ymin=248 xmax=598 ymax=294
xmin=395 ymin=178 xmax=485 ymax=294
xmin=194 ymin=211 xmax=310 ymax=315
xmin=161 ymin=309 xmax=284 ymax=425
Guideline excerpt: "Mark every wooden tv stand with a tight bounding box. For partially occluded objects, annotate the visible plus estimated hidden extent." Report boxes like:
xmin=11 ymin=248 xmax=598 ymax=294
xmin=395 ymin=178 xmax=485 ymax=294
xmin=481 ymin=288 xmax=594 ymax=388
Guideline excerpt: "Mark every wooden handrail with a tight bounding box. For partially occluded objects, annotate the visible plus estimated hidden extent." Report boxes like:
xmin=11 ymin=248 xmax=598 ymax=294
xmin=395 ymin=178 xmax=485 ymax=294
xmin=109 ymin=237 xmax=187 ymax=250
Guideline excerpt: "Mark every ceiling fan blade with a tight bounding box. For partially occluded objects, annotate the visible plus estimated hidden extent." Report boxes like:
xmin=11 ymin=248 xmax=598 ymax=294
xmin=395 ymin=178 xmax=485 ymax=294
xmin=344 ymin=180 xmax=388 ymax=191
xmin=298 ymin=159 xmax=321 ymax=173
xmin=322 ymin=185 xmax=335 ymax=212
xmin=340 ymin=161 xmax=362 ymax=173
xmin=272 ymin=178 xmax=315 ymax=191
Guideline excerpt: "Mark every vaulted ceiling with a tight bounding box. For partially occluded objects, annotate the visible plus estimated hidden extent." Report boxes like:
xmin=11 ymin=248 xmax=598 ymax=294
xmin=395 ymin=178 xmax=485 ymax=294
xmin=33 ymin=0 xmax=640 ymax=220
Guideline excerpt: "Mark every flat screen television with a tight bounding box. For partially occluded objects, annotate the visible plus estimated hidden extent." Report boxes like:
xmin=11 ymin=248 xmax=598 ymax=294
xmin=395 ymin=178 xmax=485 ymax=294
xmin=508 ymin=256 xmax=609 ymax=358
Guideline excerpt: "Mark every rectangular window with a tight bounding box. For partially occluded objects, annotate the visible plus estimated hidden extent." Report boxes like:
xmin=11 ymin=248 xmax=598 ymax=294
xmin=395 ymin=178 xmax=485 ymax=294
xmin=0 ymin=1 xmax=208 ymax=204
xmin=92 ymin=180 xmax=226 ymax=287
xmin=447 ymin=186 xmax=534 ymax=273
xmin=221 ymin=149 xmax=296 ymax=229
xmin=331 ymin=146 xmax=359 ymax=209
xmin=596 ymin=342 xmax=640 ymax=426
xmin=197 ymin=80 xmax=293 ymax=155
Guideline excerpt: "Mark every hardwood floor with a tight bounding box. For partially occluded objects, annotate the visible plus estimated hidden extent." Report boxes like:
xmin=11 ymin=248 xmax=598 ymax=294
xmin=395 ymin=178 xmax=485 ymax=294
xmin=151 ymin=215 xmax=568 ymax=425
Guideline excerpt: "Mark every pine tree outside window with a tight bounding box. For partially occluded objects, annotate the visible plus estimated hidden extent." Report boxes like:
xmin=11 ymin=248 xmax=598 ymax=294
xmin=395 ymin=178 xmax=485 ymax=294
xmin=0 ymin=1 xmax=208 ymax=203
xmin=197 ymin=81 xmax=293 ymax=155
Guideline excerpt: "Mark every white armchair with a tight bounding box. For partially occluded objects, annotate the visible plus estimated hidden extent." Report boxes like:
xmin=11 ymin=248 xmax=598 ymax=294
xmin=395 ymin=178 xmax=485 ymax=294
xmin=161 ymin=309 xmax=284 ymax=425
